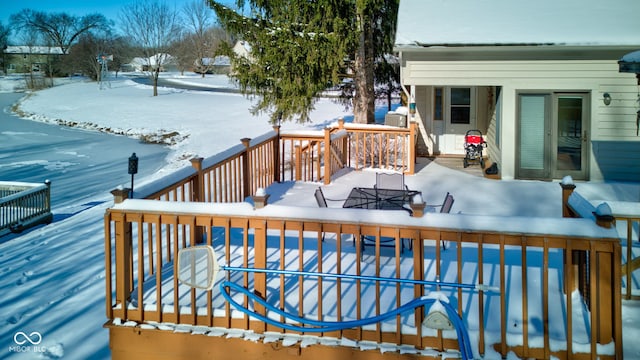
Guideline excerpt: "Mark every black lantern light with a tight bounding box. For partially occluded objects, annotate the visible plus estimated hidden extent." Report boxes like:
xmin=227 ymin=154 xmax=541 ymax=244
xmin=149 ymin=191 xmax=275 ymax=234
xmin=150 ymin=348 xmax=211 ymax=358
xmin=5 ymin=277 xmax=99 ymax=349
xmin=128 ymin=152 xmax=138 ymax=197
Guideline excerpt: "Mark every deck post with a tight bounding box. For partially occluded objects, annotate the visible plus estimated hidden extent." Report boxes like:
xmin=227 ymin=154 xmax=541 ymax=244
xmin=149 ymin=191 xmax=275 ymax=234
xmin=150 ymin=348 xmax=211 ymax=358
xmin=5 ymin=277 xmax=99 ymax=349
xmin=251 ymin=219 xmax=267 ymax=333
xmin=408 ymin=121 xmax=416 ymax=174
xmin=594 ymin=249 xmax=614 ymax=344
xmin=241 ymin=138 xmax=251 ymax=199
xmin=560 ymin=182 xmax=576 ymax=218
xmin=44 ymin=179 xmax=51 ymax=212
xmin=338 ymin=119 xmax=349 ymax=167
xmin=190 ymin=157 xmax=204 ymax=202
xmin=110 ymin=188 xmax=132 ymax=310
xmin=594 ymin=212 xmax=615 ymax=229
xmin=272 ymin=125 xmax=281 ymax=183
xmin=294 ymin=145 xmax=302 ymax=181
xmin=190 ymin=157 xmax=205 ymax=243
xmin=111 ymin=187 xmax=130 ymax=204
xmin=324 ymin=127 xmax=331 ymax=185
xmin=559 ymin=182 xmax=582 ymax=296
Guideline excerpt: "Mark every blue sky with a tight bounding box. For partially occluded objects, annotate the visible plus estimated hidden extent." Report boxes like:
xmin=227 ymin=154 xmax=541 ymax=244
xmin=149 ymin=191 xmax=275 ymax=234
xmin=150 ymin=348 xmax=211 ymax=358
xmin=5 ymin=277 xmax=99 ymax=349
xmin=1 ymin=0 xmax=211 ymax=35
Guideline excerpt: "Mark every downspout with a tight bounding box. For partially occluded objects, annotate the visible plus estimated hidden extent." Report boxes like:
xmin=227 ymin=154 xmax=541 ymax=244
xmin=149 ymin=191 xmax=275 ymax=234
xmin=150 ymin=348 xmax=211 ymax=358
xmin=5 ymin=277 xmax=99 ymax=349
xmin=399 ymin=51 xmax=432 ymax=156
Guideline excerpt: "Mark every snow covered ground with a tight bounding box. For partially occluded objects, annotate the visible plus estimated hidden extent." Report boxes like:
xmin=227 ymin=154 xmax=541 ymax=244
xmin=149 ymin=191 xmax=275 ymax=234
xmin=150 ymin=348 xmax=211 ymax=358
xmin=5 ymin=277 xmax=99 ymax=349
xmin=0 ymin=72 xmax=638 ymax=359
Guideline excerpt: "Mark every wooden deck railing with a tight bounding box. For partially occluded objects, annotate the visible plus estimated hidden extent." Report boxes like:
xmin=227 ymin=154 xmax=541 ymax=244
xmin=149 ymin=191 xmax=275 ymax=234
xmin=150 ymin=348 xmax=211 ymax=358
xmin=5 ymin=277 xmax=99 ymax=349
xmin=132 ymin=121 xmax=416 ymax=202
xmin=279 ymin=120 xmax=416 ymax=185
xmin=0 ymin=180 xmax=52 ymax=236
xmin=105 ymin=198 xmax=622 ymax=359
xmin=345 ymin=122 xmax=416 ymax=174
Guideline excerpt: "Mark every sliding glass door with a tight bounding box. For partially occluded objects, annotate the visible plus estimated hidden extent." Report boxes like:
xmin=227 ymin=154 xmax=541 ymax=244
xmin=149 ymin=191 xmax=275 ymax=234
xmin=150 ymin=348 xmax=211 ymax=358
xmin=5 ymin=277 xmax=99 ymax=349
xmin=517 ymin=93 xmax=589 ymax=180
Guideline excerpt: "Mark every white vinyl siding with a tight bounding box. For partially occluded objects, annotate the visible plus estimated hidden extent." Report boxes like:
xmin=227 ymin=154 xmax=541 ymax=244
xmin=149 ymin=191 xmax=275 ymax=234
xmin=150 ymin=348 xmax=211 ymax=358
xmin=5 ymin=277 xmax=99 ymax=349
xmin=400 ymin=57 xmax=640 ymax=181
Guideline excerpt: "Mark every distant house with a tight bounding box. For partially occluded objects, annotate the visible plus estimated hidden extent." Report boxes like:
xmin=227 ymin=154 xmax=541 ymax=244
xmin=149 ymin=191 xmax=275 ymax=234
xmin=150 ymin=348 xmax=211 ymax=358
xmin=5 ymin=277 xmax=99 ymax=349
xmin=121 ymin=53 xmax=177 ymax=73
xmin=232 ymin=40 xmax=251 ymax=60
xmin=3 ymin=46 xmax=65 ymax=74
xmin=395 ymin=0 xmax=640 ymax=181
xmin=194 ymin=55 xmax=231 ymax=74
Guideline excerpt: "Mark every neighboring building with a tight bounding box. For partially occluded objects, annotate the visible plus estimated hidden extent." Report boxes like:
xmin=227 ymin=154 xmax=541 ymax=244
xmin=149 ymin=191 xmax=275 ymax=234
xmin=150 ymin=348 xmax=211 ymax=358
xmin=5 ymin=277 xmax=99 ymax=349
xmin=194 ymin=55 xmax=231 ymax=74
xmin=121 ymin=53 xmax=177 ymax=73
xmin=3 ymin=46 xmax=64 ymax=74
xmin=232 ymin=40 xmax=251 ymax=60
xmin=395 ymin=0 xmax=640 ymax=181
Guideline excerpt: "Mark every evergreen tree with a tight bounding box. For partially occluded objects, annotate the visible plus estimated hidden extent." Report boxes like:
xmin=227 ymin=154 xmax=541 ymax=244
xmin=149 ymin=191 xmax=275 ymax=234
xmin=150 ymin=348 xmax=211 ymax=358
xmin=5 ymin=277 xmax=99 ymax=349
xmin=208 ymin=0 xmax=398 ymax=124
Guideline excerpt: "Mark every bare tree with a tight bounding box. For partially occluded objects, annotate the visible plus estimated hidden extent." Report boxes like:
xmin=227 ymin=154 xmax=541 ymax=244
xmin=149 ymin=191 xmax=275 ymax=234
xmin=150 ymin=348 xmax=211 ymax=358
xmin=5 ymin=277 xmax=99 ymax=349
xmin=183 ymin=0 xmax=216 ymax=76
xmin=119 ymin=0 xmax=182 ymax=96
xmin=170 ymin=32 xmax=196 ymax=76
xmin=10 ymin=10 xmax=111 ymax=55
xmin=65 ymin=31 xmax=116 ymax=81
xmin=0 ymin=22 xmax=10 ymax=74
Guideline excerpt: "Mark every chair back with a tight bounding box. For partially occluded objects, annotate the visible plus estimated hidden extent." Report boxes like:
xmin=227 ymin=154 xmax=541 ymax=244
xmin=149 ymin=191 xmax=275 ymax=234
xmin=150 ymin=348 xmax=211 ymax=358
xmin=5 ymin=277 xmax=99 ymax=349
xmin=314 ymin=187 xmax=328 ymax=208
xmin=441 ymin=192 xmax=454 ymax=213
xmin=375 ymin=172 xmax=406 ymax=190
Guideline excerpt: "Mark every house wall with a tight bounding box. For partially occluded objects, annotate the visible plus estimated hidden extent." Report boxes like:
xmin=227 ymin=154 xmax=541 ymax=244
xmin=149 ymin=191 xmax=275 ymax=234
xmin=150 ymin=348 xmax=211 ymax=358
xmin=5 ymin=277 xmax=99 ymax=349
xmin=400 ymin=57 xmax=640 ymax=181
xmin=4 ymin=53 xmax=50 ymax=74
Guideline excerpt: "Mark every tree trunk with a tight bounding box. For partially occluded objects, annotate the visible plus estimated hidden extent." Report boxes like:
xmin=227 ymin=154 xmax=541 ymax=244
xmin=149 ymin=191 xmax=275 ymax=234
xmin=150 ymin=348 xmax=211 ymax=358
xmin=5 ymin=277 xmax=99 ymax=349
xmin=353 ymin=11 xmax=375 ymax=124
xmin=153 ymin=68 xmax=159 ymax=96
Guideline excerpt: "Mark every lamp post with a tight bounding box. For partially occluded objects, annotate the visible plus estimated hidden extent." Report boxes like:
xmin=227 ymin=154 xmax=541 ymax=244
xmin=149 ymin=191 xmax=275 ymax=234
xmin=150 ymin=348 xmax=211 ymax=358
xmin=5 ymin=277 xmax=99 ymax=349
xmin=128 ymin=153 xmax=138 ymax=197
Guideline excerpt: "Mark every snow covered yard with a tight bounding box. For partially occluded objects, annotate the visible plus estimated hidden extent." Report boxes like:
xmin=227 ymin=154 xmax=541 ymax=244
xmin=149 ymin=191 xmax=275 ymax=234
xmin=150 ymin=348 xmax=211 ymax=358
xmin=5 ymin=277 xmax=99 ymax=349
xmin=1 ymin=73 xmax=639 ymax=359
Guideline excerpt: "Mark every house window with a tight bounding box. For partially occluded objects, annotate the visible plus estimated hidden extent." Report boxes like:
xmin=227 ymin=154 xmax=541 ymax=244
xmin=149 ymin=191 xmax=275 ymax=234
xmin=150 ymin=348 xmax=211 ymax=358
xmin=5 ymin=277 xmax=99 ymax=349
xmin=450 ymin=87 xmax=471 ymax=124
xmin=434 ymin=87 xmax=443 ymax=120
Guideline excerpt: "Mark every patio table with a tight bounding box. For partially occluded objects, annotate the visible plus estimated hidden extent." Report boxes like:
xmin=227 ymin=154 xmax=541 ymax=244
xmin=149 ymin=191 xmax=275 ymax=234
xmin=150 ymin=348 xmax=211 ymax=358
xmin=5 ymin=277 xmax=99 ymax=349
xmin=342 ymin=187 xmax=420 ymax=252
xmin=342 ymin=187 xmax=420 ymax=212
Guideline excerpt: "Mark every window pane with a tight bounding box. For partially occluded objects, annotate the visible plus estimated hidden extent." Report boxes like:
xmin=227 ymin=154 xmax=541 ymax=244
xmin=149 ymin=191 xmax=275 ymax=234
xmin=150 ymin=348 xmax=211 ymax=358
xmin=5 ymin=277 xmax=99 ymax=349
xmin=451 ymin=107 xmax=470 ymax=124
xmin=519 ymin=95 xmax=546 ymax=170
xmin=451 ymin=88 xmax=470 ymax=105
xmin=556 ymin=96 xmax=582 ymax=171
xmin=434 ymin=87 xmax=443 ymax=120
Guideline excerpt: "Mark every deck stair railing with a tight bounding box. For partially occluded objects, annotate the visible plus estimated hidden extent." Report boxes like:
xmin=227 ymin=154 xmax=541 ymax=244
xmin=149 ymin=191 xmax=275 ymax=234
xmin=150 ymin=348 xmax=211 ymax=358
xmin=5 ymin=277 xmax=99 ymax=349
xmin=0 ymin=180 xmax=52 ymax=236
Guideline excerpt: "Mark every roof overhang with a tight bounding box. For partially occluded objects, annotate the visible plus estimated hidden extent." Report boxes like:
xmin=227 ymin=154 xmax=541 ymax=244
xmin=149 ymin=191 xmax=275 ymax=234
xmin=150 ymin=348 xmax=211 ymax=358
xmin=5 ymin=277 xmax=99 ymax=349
xmin=394 ymin=45 xmax=640 ymax=62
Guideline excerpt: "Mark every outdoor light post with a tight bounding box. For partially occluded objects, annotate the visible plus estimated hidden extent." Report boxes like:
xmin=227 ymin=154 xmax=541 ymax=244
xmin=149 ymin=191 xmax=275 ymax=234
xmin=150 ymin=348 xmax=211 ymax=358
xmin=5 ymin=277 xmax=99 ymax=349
xmin=128 ymin=152 xmax=138 ymax=197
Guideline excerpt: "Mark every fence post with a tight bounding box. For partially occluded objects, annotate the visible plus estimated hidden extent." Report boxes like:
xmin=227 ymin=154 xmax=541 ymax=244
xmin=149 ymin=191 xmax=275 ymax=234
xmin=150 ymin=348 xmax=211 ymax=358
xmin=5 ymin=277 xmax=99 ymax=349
xmin=324 ymin=127 xmax=331 ymax=185
xmin=272 ymin=125 xmax=281 ymax=183
xmin=241 ymin=138 xmax=251 ymax=199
